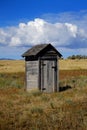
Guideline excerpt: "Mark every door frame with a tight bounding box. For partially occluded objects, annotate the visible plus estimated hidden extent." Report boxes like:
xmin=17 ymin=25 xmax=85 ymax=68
xmin=38 ymin=58 xmax=57 ymax=92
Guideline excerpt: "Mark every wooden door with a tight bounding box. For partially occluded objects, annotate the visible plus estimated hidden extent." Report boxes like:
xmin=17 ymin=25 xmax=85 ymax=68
xmin=41 ymin=60 xmax=57 ymax=92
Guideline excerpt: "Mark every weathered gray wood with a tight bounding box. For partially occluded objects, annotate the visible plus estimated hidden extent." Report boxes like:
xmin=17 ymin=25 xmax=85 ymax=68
xmin=54 ymin=60 xmax=57 ymax=92
xmin=26 ymin=61 xmax=39 ymax=90
xmin=22 ymin=44 xmax=62 ymax=93
xmin=38 ymin=58 xmax=41 ymax=90
xmin=41 ymin=60 xmax=57 ymax=93
xmin=57 ymin=56 xmax=59 ymax=92
xmin=25 ymin=59 xmax=59 ymax=92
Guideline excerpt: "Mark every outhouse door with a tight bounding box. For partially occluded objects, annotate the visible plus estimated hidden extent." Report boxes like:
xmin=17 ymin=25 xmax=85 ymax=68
xmin=40 ymin=60 xmax=57 ymax=92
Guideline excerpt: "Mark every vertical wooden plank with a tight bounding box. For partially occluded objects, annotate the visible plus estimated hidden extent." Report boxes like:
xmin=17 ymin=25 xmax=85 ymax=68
xmin=49 ymin=60 xmax=54 ymax=92
xmin=46 ymin=60 xmax=55 ymax=93
xmin=52 ymin=60 xmax=55 ymax=92
xmin=57 ymin=56 xmax=59 ymax=92
xmin=38 ymin=58 xmax=41 ymax=90
xmin=53 ymin=60 xmax=57 ymax=92
xmin=25 ymin=61 xmax=27 ymax=91
xmin=41 ymin=60 xmax=48 ymax=92
xmin=41 ymin=60 xmax=44 ymax=92
xmin=44 ymin=60 xmax=47 ymax=92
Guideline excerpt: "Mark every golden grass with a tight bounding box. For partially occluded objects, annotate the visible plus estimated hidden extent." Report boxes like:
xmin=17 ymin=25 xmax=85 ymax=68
xmin=0 ymin=86 xmax=87 ymax=130
xmin=59 ymin=59 xmax=87 ymax=70
xmin=0 ymin=60 xmax=25 ymax=73
xmin=0 ymin=59 xmax=87 ymax=73
xmin=0 ymin=59 xmax=87 ymax=129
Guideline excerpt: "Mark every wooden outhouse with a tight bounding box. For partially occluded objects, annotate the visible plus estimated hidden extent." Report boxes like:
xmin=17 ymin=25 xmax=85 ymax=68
xmin=22 ymin=44 xmax=62 ymax=93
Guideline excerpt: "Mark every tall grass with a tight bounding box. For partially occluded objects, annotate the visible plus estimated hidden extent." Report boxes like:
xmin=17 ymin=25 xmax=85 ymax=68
xmin=0 ymin=60 xmax=87 ymax=129
xmin=59 ymin=76 xmax=87 ymax=90
xmin=0 ymin=85 xmax=87 ymax=130
xmin=0 ymin=72 xmax=87 ymax=130
xmin=0 ymin=72 xmax=24 ymax=89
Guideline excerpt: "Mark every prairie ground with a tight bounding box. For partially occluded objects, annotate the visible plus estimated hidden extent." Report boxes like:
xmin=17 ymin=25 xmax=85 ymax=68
xmin=59 ymin=59 xmax=87 ymax=70
xmin=0 ymin=59 xmax=87 ymax=130
xmin=0 ymin=60 xmax=25 ymax=73
xmin=0 ymin=59 xmax=87 ymax=72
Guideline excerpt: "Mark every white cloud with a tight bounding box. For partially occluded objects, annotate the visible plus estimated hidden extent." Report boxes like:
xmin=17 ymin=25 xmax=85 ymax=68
xmin=0 ymin=17 xmax=87 ymax=50
xmin=0 ymin=11 xmax=87 ymax=59
xmin=0 ymin=29 xmax=8 ymax=45
xmin=65 ymin=23 xmax=77 ymax=38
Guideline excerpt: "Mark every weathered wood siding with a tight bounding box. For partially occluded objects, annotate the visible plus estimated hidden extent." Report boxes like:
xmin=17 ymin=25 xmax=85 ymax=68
xmin=26 ymin=61 xmax=39 ymax=90
xmin=57 ymin=57 xmax=59 ymax=92
xmin=41 ymin=60 xmax=57 ymax=92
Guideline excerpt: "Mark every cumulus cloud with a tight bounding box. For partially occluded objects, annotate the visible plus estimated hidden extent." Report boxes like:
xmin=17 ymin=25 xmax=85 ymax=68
xmin=0 ymin=17 xmax=87 ymax=50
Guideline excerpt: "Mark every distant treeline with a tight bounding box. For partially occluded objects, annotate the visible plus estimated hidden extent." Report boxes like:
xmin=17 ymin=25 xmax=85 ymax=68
xmin=67 ymin=55 xmax=87 ymax=59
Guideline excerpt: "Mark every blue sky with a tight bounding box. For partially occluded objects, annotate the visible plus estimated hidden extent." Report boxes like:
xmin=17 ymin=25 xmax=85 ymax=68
xmin=0 ymin=0 xmax=87 ymax=59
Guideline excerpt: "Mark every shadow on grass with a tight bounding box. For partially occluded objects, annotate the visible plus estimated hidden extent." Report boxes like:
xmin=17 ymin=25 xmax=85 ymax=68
xmin=59 ymin=85 xmax=72 ymax=92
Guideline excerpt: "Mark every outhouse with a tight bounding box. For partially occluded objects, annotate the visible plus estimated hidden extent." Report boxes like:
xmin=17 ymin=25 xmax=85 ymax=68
xmin=22 ymin=44 xmax=62 ymax=92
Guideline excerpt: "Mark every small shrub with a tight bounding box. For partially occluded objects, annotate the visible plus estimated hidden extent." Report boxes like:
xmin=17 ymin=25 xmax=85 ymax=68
xmin=30 ymin=107 xmax=43 ymax=114
xmin=0 ymin=73 xmax=4 ymax=78
xmin=41 ymin=95 xmax=50 ymax=102
xmin=32 ymin=90 xmax=42 ymax=97
xmin=50 ymin=102 xmax=55 ymax=109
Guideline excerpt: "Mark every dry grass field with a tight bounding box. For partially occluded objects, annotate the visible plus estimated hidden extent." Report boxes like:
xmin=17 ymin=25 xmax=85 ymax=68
xmin=0 ymin=59 xmax=87 ymax=72
xmin=59 ymin=59 xmax=87 ymax=80
xmin=0 ymin=59 xmax=87 ymax=130
xmin=59 ymin=59 xmax=87 ymax=70
xmin=0 ymin=60 xmax=25 ymax=73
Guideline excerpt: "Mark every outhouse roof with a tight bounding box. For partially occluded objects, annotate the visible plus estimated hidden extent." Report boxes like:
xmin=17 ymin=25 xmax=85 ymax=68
xmin=22 ymin=43 xmax=62 ymax=57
